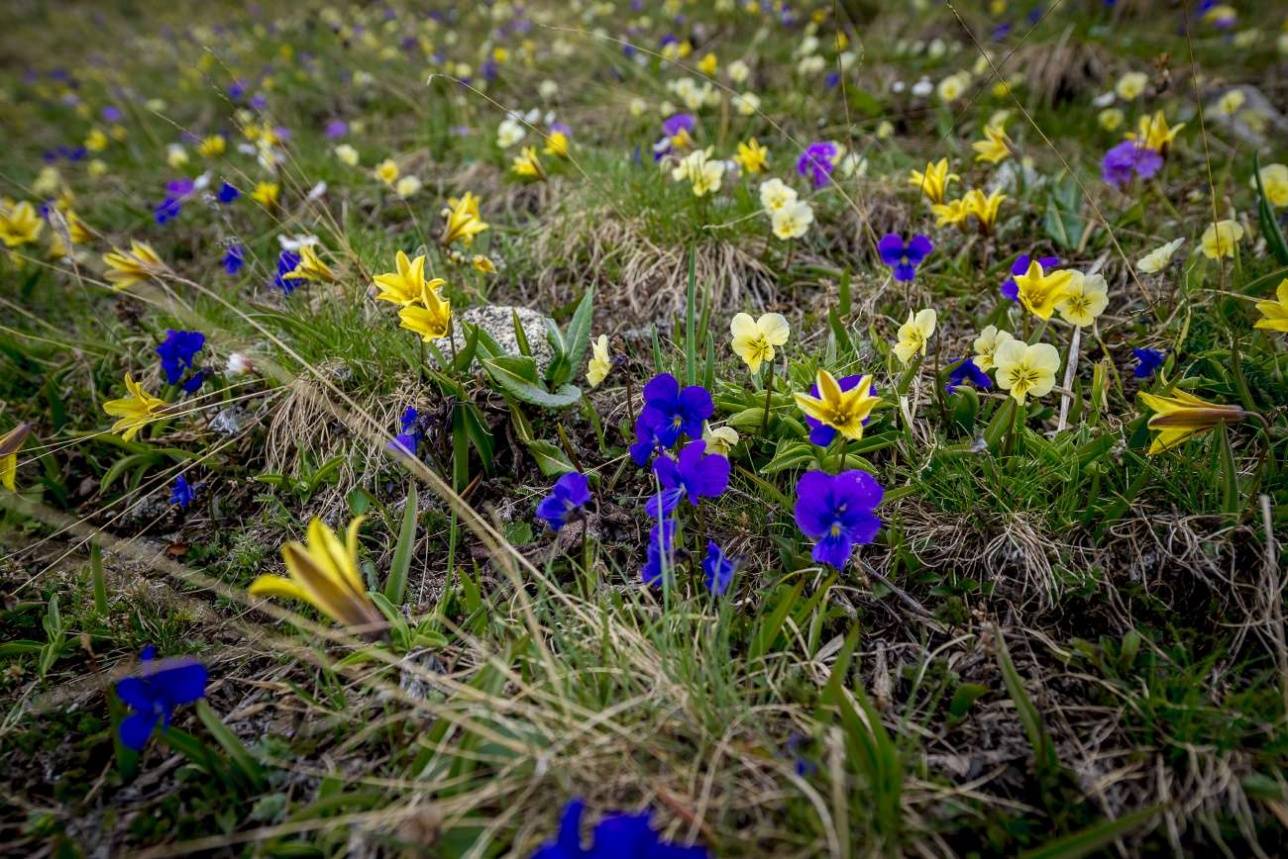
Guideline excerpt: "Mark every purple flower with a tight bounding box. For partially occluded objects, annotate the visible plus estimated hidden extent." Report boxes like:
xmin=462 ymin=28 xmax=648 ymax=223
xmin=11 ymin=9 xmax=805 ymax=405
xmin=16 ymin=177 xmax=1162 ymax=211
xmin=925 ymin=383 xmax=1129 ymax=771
xmin=945 ymin=358 xmax=991 ymax=394
xmin=102 ymin=105 xmax=122 ymax=122
xmin=217 ymin=181 xmax=240 ymax=203
xmin=877 ymin=234 xmax=933 ymax=283
xmin=1101 ymin=140 xmax=1163 ymax=189
xmin=155 ymin=330 xmax=205 ymax=385
xmin=388 ymin=406 xmax=422 ymax=456
xmin=223 ymin=243 xmax=245 ymax=275
xmin=797 ymin=140 xmax=840 ymax=188
xmin=804 ymin=375 xmax=876 ymax=447
xmin=154 ymin=196 xmax=182 ymax=225
xmin=532 ymin=798 xmax=708 ymax=858
xmin=794 ymin=470 xmax=883 ymax=569
xmin=654 ymin=114 xmax=696 ymax=161
xmin=273 ymin=250 xmax=301 ymax=293
xmin=166 ymin=178 xmax=195 ymax=197
xmin=629 ymin=374 xmax=713 ymax=465
xmin=702 ymin=541 xmax=736 ymax=595
xmin=536 ymin=472 xmax=592 ymax=532
xmin=640 ymin=518 xmax=678 ymax=588
xmin=114 ymin=647 xmax=208 ymax=751
xmin=1132 ymin=347 xmax=1165 ymax=379
xmin=169 ymin=475 xmax=196 ymax=508
xmin=324 ymin=119 xmax=348 ymax=139
xmin=646 ymin=440 xmax=730 ymax=517
xmin=1001 ymin=253 xmax=1059 ymax=301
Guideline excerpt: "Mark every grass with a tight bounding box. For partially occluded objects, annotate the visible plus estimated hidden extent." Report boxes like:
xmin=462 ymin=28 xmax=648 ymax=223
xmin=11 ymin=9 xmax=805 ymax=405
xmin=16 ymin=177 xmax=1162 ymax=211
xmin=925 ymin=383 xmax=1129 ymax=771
xmin=2 ymin=0 xmax=1288 ymax=856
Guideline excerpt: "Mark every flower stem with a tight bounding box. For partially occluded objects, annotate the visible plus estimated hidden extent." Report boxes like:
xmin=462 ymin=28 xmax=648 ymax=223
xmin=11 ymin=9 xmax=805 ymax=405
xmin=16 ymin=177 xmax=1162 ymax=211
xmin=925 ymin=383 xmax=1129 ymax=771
xmin=760 ymin=361 xmax=774 ymax=436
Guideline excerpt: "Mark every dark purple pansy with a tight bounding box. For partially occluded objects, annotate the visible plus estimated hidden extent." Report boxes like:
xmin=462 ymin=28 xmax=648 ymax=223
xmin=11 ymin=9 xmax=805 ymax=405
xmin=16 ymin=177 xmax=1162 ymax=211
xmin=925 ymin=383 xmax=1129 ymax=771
xmin=1101 ymin=140 xmax=1162 ymax=189
xmin=155 ymin=329 xmax=205 ymax=386
xmin=535 ymin=472 xmax=592 ymax=532
xmin=877 ymin=233 xmax=933 ymax=282
xmin=223 ymin=243 xmax=245 ymax=275
xmin=639 ymin=517 xmax=678 ymax=588
xmin=629 ymin=374 xmax=713 ymax=465
xmin=796 ymin=140 xmax=839 ymax=188
xmin=646 ymin=440 xmax=730 ymax=517
xmin=273 ymin=250 xmax=301 ymax=293
xmin=945 ymin=358 xmax=991 ymax=394
xmin=702 ymin=541 xmax=737 ymax=596
xmin=1132 ymin=347 xmax=1165 ymax=379
xmin=794 ymin=470 xmax=883 ymax=569
xmin=532 ymin=797 xmax=708 ymax=858
xmin=169 ymin=475 xmax=196 ymax=508
xmin=114 ymin=647 xmax=208 ymax=751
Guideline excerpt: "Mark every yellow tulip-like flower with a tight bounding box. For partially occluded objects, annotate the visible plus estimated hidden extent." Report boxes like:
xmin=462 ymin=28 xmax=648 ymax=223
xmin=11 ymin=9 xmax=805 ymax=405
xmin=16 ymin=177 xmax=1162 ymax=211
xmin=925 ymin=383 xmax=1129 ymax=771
xmin=1126 ymin=111 xmax=1184 ymax=153
xmin=1139 ymin=389 xmax=1246 ymax=455
xmin=1013 ymin=260 xmax=1075 ymax=321
xmin=697 ymin=51 xmax=718 ymax=76
xmin=734 ymin=138 xmax=769 ymax=174
xmin=1200 ymin=219 xmax=1244 ymax=260
xmin=197 ymin=134 xmax=226 ymax=157
xmin=441 ymin=192 xmax=489 ymax=247
xmin=0 ymin=201 xmax=44 ymax=248
xmin=771 ymin=200 xmax=814 ymax=240
xmin=102 ymin=241 xmax=165 ymax=290
xmin=964 ymin=188 xmax=1006 ymax=230
xmin=971 ymin=125 xmax=1011 ymax=164
xmin=1254 ymin=278 xmax=1288 ymax=333
xmin=671 ymin=148 xmax=724 ymax=197
xmin=0 ymin=423 xmax=31 ymax=492
xmin=251 ymin=181 xmax=280 ymax=207
xmin=908 ymin=159 xmax=958 ymax=204
xmin=993 ymin=341 xmax=1060 ymax=404
xmin=730 ymin=312 xmax=790 ymax=373
xmin=282 ymin=244 xmax=335 ymax=284
xmin=512 ymin=146 xmax=546 ymax=180
xmin=971 ymin=325 xmax=1013 ymax=372
xmin=399 ymin=281 xmax=453 ymax=341
xmin=1056 ymin=273 xmax=1109 ymax=328
xmin=85 ymin=128 xmax=109 ymax=152
xmin=543 ymin=130 xmax=570 ymax=158
xmin=1253 ymin=163 xmax=1288 ymax=207
xmin=471 ymin=254 xmax=497 ymax=274
xmin=103 ymin=373 xmax=169 ymax=442
xmin=249 ymin=517 xmax=385 ymax=632
xmin=702 ymin=424 xmax=739 ymax=457
xmin=794 ymin=370 xmax=881 ymax=441
xmin=374 ymin=158 xmax=400 ymax=186
xmin=373 ymin=251 xmax=442 ymax=305
xmin=586 ymin=334 xmax=612 ymax=387
xmin=931 ymin=198 xmax=970 ymax=228
xmin=892 ymin=308 xmax=937 ymax=364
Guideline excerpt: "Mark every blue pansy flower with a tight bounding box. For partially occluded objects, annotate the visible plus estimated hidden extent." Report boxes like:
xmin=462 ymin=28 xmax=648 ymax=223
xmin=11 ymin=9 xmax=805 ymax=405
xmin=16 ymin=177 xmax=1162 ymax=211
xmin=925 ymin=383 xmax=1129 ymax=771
xmin=702 ymin=541 xmax=737 ymax=596
xmin=216 ymin=181 xmax=240 ymax=204
xmin=877 ymin=233 xmax=933 ymax=283
xmin=154 ymin=196 xmax=182 ymax=225
xmin=629 ymin=374 xmax=713 ymax=465
xmin=532 ymin=798 xmax=707 ymax=858
xmin=945 ymin=358 xmax=991 ymax=394
xmin=273 ymin=250 xmax=301 ymax=293
xmin=797 ymin=140 xmax=840 ymax=188
xmin=114 ymin=647 xmax=208 ymax=751
xmin=388 ymin=406 xmax=423 ymax=455
xmin=170 ymin=475 xmax=196 ymax=508
xmin=155 ymin=330 xmax=205 ymax=386
xmin=536 ymin=472 xmax=592 ymax=532
xmin=645 ymin=440 xmax=729 ymax=517
xmin=1132 ymin=347 xmax=1165 ymax=379
xmin=640 ymin=518 xmax=678 ymax=588
xmin=223 ymin=243 xmax=245 ymax=275
xmin=794 ymin=470 xmax=883 ymax=569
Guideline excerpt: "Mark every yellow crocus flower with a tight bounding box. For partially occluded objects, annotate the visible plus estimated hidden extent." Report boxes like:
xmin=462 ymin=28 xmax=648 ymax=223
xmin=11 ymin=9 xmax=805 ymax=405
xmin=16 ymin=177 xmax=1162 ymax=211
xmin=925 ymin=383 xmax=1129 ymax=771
xmin=1013 ymin=260 xmax=1074 ymax=320
xmin=511 ymin=146 xmax=545 ymax=180
xmin=251 ymin=181 xmax=280 ymax=207
xmin=1126 ymin=110 xmax=1184 ymax=153
xmin=1139 ymin=389 xmax=1246 ymax=455
xmin=971 ymin=125 xmax=1011 ymax=164
xmin=398 ymin=281 xmax=452 ymax=341
xmin=0 ymin=201 xmax=44 ymax=248
xmin=931 ymin=198 xmax=970 ymax=228
xmin=543 ymin=130 xmax=570 ymax=158
xmin=102 ymin=241 xmax=165 ymax=290
xmin=964 ymin=188 xmax=1006 ymax=231
xmin=1254 ymin=279 xmax=1288 ymax=333
xmin=282 ymin=244 xmax=335 ymax=284
xmin=730 ymin=312 xmax=790 ymax=373
xmin=1 ymin=423 xmax=31 ymax=492
xmin=197 ymin=134 xmax=226 ymax=157
xmin=794 ymin=370 xmax=881 ymax=441
xmin=440 ymin=192 xmax=489 ymax=247
xmin=102 ymin=373 xmax=168 ymax=442
xmin=734 ymin=138 xmax=769 ymax=174
xmin=374 ymin=250 xmax=442 ymax=305
xmin=908 ymin=159 xmax=958 ymax=204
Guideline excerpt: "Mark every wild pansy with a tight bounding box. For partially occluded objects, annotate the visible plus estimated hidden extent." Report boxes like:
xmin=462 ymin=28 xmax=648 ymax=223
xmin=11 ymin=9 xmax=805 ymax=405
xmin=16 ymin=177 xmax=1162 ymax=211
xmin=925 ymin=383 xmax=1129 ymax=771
xmin=223 ymin=243 xmax=244 ymax=275
xmin=1 ymin=423 xmax=31 ymax=492
xmin=543 ymin=123 xmax=571 ymax=158
xmin=103 ymin=373 xmax=168 ymax=441
xmin=993 ymin=341 xmax=1060 ymax=404
xmin=1137 ymin=238 xmax=1184 ymax=273
xmin=374 ymin=158 xmax=400 ymax=186
xmin=1056 ymin=273 xmax=1109 ymax=327
xmin=1013 ymin=260 xmax=1076 ymax=320
xmin=249 ymin=516 xmax=386 ymax=634
xmin=972 ymin=325 xmax=1014 ymax=372
xmin=793 ymin=469 xmax=883 ymax=569
xmin=155 ymin=329 xmax=205 ymax=391
xmin=771 ymin=199 xmax=814 ymax=240
xmin=630 ymin=373 xmax=713 ymax=465
xmin=374 ymin=251 xmax=443 ymax=306
xmin=640 ymin=517 xmax=678 ymax=588
xmin=1100 ymin=140 xmax=1162 ymax=188
xmin=395 ymin=175 xmax=422 ymax=199
xmin=272 ymin=250 xmax=301 ymax=293
xmin=532 ymin=797 xmax=707 ymax=859
xmin=702 ymin=423 xmax=739 ymax=456
xmin=441 ymin=192 xmax=489 ymax=247
xmin=170 ymin=475 xmax=196 ymax=508
xmin=794 ymin=370 xmax=881 ymax=442
xmin=0 ymin=200 xmax=43 ymax=247
xmin=216 ymin=181 xmax=240 ymax=204
xmin=103 ymin=241 xmax=164 ymax=290
xmin=796 ymin=140 xmax=841 ymax=188
xmin=1138 ymin=388 xmax=1245 ymax=454
xmin=1253 ymin=163 xmax=1288 ymax=207
xmin=1200 ymin=219 xmax=1243 ymax=260
xmin=729 ymin=312 xmax=789 ymax=374
xmin=946 ymin=358 xmax=991 ymax=394
xmin=389 ymin=406 xmax=423 ymax=455
xmin=586 ymin=335 xmax=612 ymax=387
xmin=702 ymin=542 xmax=737 ymax=596
xmin=1132 ymin=347 xmax=1166 ymax=379
xmin=734 ymin=138 xmax=768 ymax=174
xmin=535 ymin=471 xmax=592 ymax=532
xmin=908 ymin=159 xmax=958 ymax=204
xmin=759 ymin=178 xmax=797 ymax=213
xmin=893 ymin=308 xmax=937 ymax=365
xmin=1001 ymin=253 xmax=1059 ymax=301
xmin=1254 ymin=279 xmax=1288 ymax=332
xmin=671 ymin=148 xmax=724 ymax=196
xmin=646 ymin=440 xmax=730 ymax=517
xmin=877 ymin=233 xmax=933 ymax=282
xmin=114 ymin=647 xmax=208 ymax=752
xmin=653 ymin=113 xmax=696 ymax=161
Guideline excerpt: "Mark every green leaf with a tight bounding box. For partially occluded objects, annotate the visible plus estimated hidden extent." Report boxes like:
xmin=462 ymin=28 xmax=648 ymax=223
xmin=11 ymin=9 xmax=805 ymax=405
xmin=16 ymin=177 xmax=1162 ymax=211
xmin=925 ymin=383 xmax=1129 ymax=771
xmin=1044 ymin=178 xmax=1084 ymax=250
xmin=1019 ymin=805 xmax=1161 ymax=859
xmin=760 ymin=440 xmax=816 ymax=474
xmin=750 ymin=581 xmax=802 ymax=661
xmin=451 ymin=323 xmax=481 ymax=373
xmin=553 ymin=288 xmax=595 ymax=388
xmin=685 ymin=250 xmax=697 ymax=386
xmin=947 ymin=683 xmax=988 ymax=723
xmin=995 ymin=627 xmax=1059 ymax=779
xmin=511 ymin=309 xmax=533 ymax=358
xmin=384 ymin=484 xmax=418 ymax=605
xmin=196 ymin=700 xmax=265 ymax=789
xmin=90 ymin=543 xmax=108 ymax=616
xmin=458 ymin=402 xmax=495 ymax=472
xmin=523 ymin=439 xmax=576 ymax=476
xmin=484 ymin=357 xmax=581 ymax=409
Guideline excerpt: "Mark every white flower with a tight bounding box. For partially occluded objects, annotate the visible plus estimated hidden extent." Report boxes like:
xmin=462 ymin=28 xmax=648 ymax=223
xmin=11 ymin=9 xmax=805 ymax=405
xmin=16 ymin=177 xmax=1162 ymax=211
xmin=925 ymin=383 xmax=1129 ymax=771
xmin=279 ymin=234 xmax=320 ymax=252
xmin=671 ymin=148 xmax=725 ymax=197
xmin=538 ymin=79 xmax=559 ymax=99
xmin=226 ymin=353 xmax=253 ymax=376
xmin=334 ymin=143 xmax=359 ymax=166
xmin=395 ymin=176 xmax=422 ymax=198
xmin=911 ymin=77 xmax=933 ymax=97
xmin=497 ymin=117 xmax=525 ymax=148
xmin=758 ymin=178 xmax=798 ymax=213
xmin=733 ymin=92 xmax=760 ymax=116
xmin=728 ymin=59 xmax=750 ymax=83
xmin=306 ymin=181 xmax=328 ymax=201
xmin=1136 ymin=238 xmax=1185 ymax=274
xmin=771 ymin=200 xmax=814 ymax=240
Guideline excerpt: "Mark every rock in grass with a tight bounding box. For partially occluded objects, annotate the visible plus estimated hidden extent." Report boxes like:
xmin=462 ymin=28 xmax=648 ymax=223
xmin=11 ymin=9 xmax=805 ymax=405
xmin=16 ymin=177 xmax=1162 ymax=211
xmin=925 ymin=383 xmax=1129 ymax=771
xmin=431 ymin=305 xmax=555 ymax=373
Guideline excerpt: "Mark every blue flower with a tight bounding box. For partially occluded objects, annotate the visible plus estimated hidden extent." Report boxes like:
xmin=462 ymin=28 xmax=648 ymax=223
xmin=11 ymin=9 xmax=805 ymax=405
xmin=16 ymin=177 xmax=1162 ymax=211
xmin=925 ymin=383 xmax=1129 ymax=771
xmin=702 ymin=541 xmax=736 ymax=596
xmin=945 ymin=358 xmax=991 ymax=394
xmin=803 ymin=375 xmax=877 ymax=447
xmin=1100 ymin=140 xmax=1162 ymax=189
xmin=536 ymin=472 xmax=592 ymax=532
xmin=877 ymin=233 xmax=933 ymax=283
xmin=640 ymin=518 xmax=677 ymax=588
xmin=273 ymin=250 xmax=301 ymax=293
xmin=532 ymin=798 xmax=707 ymax=859
xmin=155 ymin=329 xmax=205 ymax=386
xmin=1132 ymin=347 xmax=1165 ymax=379
xmin=223 ymin=243 xmax=245 ymax=275
xmin=796 ymin=140 xmax=840 ymax=188
xmin=794 ymin=470 xmax=883 ymax=569
xmin=388 ymin=406 xmax=423 ymax=456
xmin=170 ymin=475 xmax=196 ymax=509
xmin=114 ymin=647 xmax=208 ymax=751
xmin=154 ymin=196 xmax=182 ymax=225
xmin=1001 ymin=253 xmax=1059 ymax=301
xmin=216 ymin=181 xmax=241 ymax=204
xmin=629 ymin=374 xmax=713 ymax=465
xmin=646 ymin=440 xmax=729 ymax=517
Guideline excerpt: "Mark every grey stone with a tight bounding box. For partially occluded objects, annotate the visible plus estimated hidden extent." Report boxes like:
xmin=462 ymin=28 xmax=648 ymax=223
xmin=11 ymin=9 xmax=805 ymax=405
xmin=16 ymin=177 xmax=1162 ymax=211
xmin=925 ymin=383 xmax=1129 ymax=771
xmin=432 ymin=305 xmax=556 ymax=373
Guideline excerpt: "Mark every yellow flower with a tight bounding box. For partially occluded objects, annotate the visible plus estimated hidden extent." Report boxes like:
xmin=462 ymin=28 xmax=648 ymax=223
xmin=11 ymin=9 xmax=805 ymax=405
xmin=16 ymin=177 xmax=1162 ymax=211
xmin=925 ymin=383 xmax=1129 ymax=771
xmin=471 ymin=254 xmax=497 ymax=274
xmin=1137 ymin=237 xmax=1185 ymax=273
xmin=931 ymin=197 xmax=971 ymax=228
xmin=964 ymin=188 xmax=1006 ymax=230
xmin=1215 ymin=89 xmax=1245 ymax=117
xmin=1115 ymin=71 xmax=1148 ymax=101
xmin=441 ymin=192 xmax=489 ymax=247
xmin=335 ymin=143 xmax=360 ymax=166
xmin=671 ymin=148 xmax=724 ymax=196
xmin=512 ymin=146 xmax=546 ymax=180
xmin=908 ymin=159 xmax=958 ymax=204
xmin=282 ymin=244 xmax=335 ymax=284
xmin=198 ymin=134 xmax=226 ymax=157
xmin=993 ymin=341 xmax=1060 ymax=404
xmin=937 ymin=72 xmax=969 ymax=104
xmin=1200 ymin=219 xmax=1244 ymax=260
xmin=543 ymin=130 xmax=570 ymax=158
xmin=1056 ymin=273 xmax=1109 ymax=327
xmin=61 ymin=209 xmax=91 ymax=245
xmin=249 ymin=517 xmax=385 ymax=632
xmin=971 ymin=125 xmax=1011 ymax=164
xmin=586 ymin=334 xmax=613 ymax=387
xmin=374 ymin=158 xmax=400 ymax=186
xmin=1098 ymin=108 xmax=1124 ymax=132
xmin=892 ymin=308 xmax=937 ymax=364
xmin=730 ymin=312 xmax=790 ymax=373
xmin=103 ymin=373 xmax=168 ymax=441
xmin=771 ymin=200 xmax=814 ymax=240
xmin=373 ymin=250 xmax=442 ymax=305
xmin=102 ymin=241 xmax=165 ymax=290
xmin=1013 ymin=260 xmax=1075 ymax=320
xmin=251 ymin=181 xmax=280 ymax=207
xmin=758 ymin=178 xmax=797 ymax=213
xmin=697 ymin=52 xmax=718 ymax=76
xmin=971 ymin=325 xmax=1013 ymax=372
xmin=702 ymin=423 xmax=739 ymax=456
xmin=734 ymin=138 xmax=769 ymax=174
xmin=1254 ymin=278 xmax=1288 ymax=333
xmin=0 ymin=201 xmax=43 ymax=248
xmin=399 ymin=281 xmax=453 ymax=341
xmin=395 ymin=175 xmax=422 ymax=198
xmin=1252 ymin=163 xmax=1288 ymax=207
xmin=1139 ymin=389 xmax=1246 ymax=455
xmin=1127 ymin=111 xmax=1183 ymax=153
xmin=85 ymin=128 xmax=109 ymax=152
xmin=794 ymin=370 xmax=881 ymax=441
xmin=0 ymin=423 xmax=31 ymax=492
